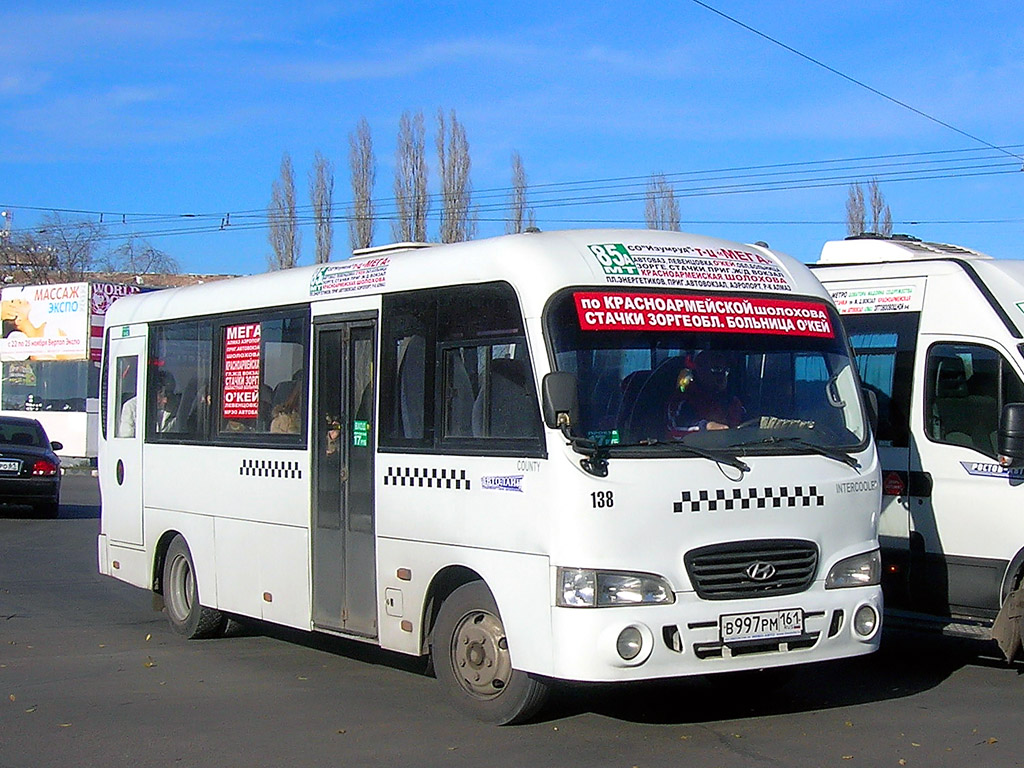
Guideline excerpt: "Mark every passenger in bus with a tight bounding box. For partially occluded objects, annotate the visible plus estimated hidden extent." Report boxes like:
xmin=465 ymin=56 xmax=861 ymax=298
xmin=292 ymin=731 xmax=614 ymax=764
xmin=270 ymin=383 xmax=302 ymax=434
xmin=666 ymin=350 xmax=745 ymax=437
xmin=118 ymin=371 xmax=177 ymax=435
xmin=325 ymin=416 xmax=342 ymax=456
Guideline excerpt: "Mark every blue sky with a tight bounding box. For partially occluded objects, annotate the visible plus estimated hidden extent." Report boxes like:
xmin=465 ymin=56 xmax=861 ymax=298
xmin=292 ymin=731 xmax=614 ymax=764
xmin=2 ymin=1 xmax=1021 ymax=275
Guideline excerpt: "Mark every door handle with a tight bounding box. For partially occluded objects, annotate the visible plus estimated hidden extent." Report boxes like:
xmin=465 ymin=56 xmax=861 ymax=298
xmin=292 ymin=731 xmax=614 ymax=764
xmin=339 ymin=466 xmax=349 ymax=483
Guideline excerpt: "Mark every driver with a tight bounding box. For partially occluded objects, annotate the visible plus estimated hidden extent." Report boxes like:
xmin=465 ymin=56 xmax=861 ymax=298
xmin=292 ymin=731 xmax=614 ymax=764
xmin=666 ymin=350 xmax=745 ymax=437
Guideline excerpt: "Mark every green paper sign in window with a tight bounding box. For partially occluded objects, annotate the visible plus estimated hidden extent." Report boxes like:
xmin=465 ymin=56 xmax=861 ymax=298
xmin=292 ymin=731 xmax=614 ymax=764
xmin=353 ymin=420 xmax=369 ymax=447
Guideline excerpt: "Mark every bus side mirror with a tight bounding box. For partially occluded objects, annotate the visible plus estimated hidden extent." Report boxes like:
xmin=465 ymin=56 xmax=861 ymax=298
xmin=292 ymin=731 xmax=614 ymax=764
xmin=541 ymin=372 xmax=579 ymax=430
xmin=862 ymin=388 xmax=879 ymax=435
xmin=997 ymin=403 xmax=1024 ymax=462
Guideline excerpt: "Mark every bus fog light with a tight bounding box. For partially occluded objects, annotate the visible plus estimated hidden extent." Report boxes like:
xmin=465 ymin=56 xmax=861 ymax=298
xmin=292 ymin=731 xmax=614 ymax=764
xmin=616 ymin=626 xmax=643 ymax=660
xmin=853 ymin=605 xmax=878 ymax=637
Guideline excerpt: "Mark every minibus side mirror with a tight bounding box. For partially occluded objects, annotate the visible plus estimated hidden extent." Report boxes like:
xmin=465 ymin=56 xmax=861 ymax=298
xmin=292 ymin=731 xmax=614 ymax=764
xmin=862 ymin=388 xmax=879 ymax=435
xmin=864 ymin=387 xmax=880 ymax=436
xmin=541 ymin=372 xmax=579 ymax=431
xmin=997 ymin=403 xmax=1024 ymax=462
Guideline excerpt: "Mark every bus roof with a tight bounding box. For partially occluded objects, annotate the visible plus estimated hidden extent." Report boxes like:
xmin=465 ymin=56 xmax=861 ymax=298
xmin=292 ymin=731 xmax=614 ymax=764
xmin=817 ymin=234 xmax=992 ymax=264
xmin=105 ymin=229 xmax=829 ymax=327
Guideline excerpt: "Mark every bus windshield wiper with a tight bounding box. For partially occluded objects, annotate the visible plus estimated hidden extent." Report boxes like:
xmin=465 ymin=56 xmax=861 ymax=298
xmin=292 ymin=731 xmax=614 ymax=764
xmin=734 ymin=435 xmax=859 ymax=469
xmin=624 ymin=439 xmax=750 ymax=473
xmin=561 ymin=431 xmax=749 ymax=475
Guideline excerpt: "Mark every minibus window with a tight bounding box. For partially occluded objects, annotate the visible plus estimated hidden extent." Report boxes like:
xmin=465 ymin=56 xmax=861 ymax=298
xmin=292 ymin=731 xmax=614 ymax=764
xmin=925 ymin=343 xmax=1024 ymax=458
xmin=546 ymin=289 xmax=868 ymax=455
xmin=381 ymin=281 xmax=542 ymax=455
xmin=843 ymin=313 xmax=918 ymax=449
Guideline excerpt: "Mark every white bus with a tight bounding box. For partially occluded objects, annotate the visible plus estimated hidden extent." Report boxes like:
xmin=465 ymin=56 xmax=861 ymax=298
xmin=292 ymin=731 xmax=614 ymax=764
xmin=98 ymin=229 xmax=882 ymax=724
xmin=813 ymin=234 xmax=1024 ymax=655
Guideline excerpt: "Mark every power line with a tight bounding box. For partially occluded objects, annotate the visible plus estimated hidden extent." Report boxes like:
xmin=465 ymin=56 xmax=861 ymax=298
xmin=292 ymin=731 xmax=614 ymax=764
xmin=3 ymin=144 xmax=1020 ymax=239
xmin=689 ymin=0 xmax=1024 ymax=164
xmin=15 ymin=161 xmax=1013 ymax=244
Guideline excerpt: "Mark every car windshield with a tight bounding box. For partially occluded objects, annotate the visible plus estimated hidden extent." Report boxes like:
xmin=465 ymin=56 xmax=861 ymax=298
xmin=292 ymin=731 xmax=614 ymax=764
xmin=546 ymin=289 xmax=867 ymax=455
xmin=0 ymin=421 xmax=45 ymax=448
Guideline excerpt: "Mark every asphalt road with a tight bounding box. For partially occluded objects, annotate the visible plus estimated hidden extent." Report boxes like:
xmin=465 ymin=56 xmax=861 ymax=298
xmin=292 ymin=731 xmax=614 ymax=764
xmin=1 ymin=479 xmax=1023 ymax=767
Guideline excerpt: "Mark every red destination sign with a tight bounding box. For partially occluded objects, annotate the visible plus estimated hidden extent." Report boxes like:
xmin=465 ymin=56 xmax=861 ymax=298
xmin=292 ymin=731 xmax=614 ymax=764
xmin=574 ymin=292 xmax=834 ymax=338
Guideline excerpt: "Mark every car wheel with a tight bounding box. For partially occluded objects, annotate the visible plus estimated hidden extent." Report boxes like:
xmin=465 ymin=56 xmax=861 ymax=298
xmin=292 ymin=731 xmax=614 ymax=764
xmin=432 ymin=581 xmax=550 ymax=725
xmin=162 ymin=535 xmax=227 ymax=639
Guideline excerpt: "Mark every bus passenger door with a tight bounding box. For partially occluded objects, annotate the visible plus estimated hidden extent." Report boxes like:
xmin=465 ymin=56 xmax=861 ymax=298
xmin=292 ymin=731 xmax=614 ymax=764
xmin=101 ymin=331 xmax=146 ymax=546
xmin=312 ymin=316 xmax=377 ymax=637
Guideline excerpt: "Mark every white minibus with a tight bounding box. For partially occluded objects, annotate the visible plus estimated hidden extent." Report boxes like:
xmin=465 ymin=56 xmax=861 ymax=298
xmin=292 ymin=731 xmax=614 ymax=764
xmin=98 ymin=229 xmax=882 ymax=724
xmin=814 ymin=234 xmax=1024 ymax=657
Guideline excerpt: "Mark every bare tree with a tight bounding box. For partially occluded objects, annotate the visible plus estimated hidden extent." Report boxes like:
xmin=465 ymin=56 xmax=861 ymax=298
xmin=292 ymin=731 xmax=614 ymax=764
xmin=309 ymin=150 xmax=334 ymax=264
xmin=644 ymin=173 xmax=680 ymax=231
xmin=506 ymin=151 xmax=537 ymax=234
xmin=845 ymin=182 xmax=866 ymax=236
xmin=392 ymin=111 xmax=429 ymax=243
xmin=103 ymin=237 xmax=179 ymax=274
xmin=348 ymin=118 xmax=376 ymax=251
xmin=846 ymin=180 xmax=893 ymax=236
xmin=267 ymin=152 xmax=300 ymax=270
xmin=867 ymin=179 xmax=893 ymax=236
xmin=4 ymin=213 xmax=104 ymax=283
xmin=436 ymin=109 xmax=475 ymax=243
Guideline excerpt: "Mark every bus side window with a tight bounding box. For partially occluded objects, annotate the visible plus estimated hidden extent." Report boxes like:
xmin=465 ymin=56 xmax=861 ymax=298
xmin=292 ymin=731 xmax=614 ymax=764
xmin=397 ymin=334 xmax=427 ymax=439
xmin=844 ymin=312 xmax=918 ymax=448
xmin=471 ymin=353 xmax=539 ymax=439
xmin=925 ymin=343 xmax=1024 ymax=457
xmin=113 ymin=356 xmax=138 ymax=438
xmin=381 ymin=291 xmax=436 ymax=448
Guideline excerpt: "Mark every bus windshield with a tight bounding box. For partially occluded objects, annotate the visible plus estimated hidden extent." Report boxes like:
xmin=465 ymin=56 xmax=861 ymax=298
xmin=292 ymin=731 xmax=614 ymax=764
xmin=546 ymin=290 xmax=868 ymax=456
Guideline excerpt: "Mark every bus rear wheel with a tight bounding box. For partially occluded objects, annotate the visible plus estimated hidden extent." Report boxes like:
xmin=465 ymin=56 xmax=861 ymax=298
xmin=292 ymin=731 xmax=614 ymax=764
xmin=162 ymin=535 xmax=227 ymax=639
xmin=433 ymin=581 xmax=549 ymax=725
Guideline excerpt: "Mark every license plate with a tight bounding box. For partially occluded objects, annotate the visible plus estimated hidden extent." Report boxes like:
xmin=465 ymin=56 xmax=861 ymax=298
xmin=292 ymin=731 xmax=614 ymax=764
xmin=0 ymin=459 xmax=21 ymax=473
xmin=720 ymin=608 xmax=803 ymax=642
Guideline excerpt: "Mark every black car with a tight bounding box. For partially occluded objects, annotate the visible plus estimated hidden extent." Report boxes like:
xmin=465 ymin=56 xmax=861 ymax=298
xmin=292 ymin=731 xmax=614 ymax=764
xmin=0 ymin=416 xmax=62 ymax=518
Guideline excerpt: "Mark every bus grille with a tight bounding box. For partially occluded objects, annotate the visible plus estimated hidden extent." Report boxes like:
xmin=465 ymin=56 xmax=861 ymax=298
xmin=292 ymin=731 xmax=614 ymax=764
xmin=684 ymin=539 xmax=818 ymax=600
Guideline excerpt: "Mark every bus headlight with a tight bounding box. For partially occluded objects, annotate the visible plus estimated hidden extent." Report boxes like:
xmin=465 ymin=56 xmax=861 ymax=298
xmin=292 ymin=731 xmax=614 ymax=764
xmin=825 ymin=550 xmax=881 ymax=589
xmin=557 ymin=568 xmax=675 ymax=607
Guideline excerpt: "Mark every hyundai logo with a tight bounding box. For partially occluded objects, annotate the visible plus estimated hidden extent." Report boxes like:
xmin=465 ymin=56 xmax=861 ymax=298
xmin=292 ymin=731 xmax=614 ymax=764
xmin=745 ymin=561 xmax=777 ymax=581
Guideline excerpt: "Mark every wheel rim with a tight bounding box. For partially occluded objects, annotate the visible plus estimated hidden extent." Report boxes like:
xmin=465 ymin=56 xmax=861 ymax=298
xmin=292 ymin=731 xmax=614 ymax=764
xmin=166 ymin=553 xmax=194 ymax=623
xmin=449 ymin=608 xmax=512 ymax=700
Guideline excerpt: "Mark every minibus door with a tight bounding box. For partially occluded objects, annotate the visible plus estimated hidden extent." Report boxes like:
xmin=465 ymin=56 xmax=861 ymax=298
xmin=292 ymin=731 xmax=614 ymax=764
xmin=843 ymin=309 xmax=919 ymax=610
xmin=101 ymin=330 xmax=146 ymax=547
xmin=312 ymin=317 xmax=377 ymax=637
xmin=909 ymin=339 xmax=1024 ymax=617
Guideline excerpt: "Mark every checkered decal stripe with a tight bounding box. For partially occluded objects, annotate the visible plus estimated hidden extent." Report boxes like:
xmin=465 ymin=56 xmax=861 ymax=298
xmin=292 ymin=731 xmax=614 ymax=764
xmin=239 ymin=459 xmax=302 ymax=479
xmin=674 ymin=486 xmax=824 ymax=513
xmin=384 ymin=466 xmax=471 ymax=491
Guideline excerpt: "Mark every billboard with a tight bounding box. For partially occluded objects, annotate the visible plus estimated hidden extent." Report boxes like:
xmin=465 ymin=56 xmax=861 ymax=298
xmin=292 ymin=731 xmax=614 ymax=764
xmin=1 ymin=282 xmax=144 ymax=362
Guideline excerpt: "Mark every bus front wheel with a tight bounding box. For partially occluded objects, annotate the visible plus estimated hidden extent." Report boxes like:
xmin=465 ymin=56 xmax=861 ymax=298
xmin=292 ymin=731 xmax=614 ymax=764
xmin=162 ymin=535 xmax=227 ymax=639
xmin=433 ymin=581 xmax=550 ymax=725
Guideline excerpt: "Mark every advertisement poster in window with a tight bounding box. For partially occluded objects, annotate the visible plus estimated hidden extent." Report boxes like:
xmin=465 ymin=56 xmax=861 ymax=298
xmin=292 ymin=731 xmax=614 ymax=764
xmin=223 ymin=322 xmax=261 ymax=420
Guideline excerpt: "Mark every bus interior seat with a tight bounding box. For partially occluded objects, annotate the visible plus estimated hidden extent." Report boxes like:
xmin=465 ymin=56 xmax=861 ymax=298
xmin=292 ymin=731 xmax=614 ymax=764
xmin=621 ymin=357 xmax=687 ymax=442
xmin=170 ymin=377 xmax=199 ymax=433
xmin=932 ymin=356 xmax=996 ymax=452
xmin=615 ymin=370 xmax=651 ymax=434
xmin=396 ymin=335 xmax=426 ymax=439
xmin=472 ymin=358 xmax=537 ymax=438
xmin=585 ymin=371 xmax=623 ymax=430
xmin=447 ymin=349 xmax=477 ymax=437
